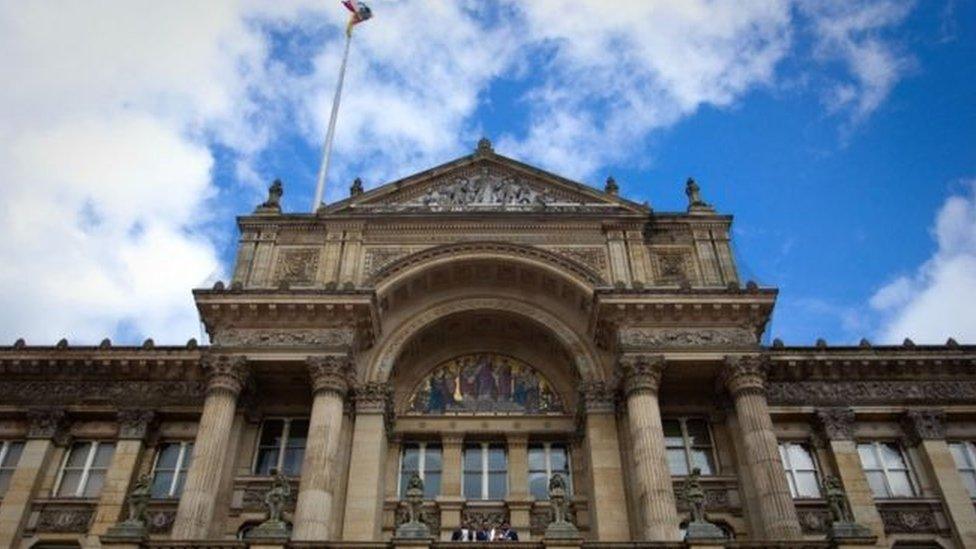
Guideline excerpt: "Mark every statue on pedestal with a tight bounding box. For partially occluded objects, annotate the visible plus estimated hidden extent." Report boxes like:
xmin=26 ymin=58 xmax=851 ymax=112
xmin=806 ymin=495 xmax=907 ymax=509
xmin=395 ymin=473 xmax=431 ymax=539
xmin=256 ymin=179 xmax=284 ymax=213
xmin=103 ymin=474 xmax=152 ymax=541
xmin=246 ymin=468 xmax=292 ymax=540
xmin=680 ymin=468 xmax=725 ymax=541
xmin=685 ymin=177 xmax=713 ymax=211
xmin=544 ymin=473 xmax=579 ymax=539
xmin=823 ymin=475 xmax=874 ymax=541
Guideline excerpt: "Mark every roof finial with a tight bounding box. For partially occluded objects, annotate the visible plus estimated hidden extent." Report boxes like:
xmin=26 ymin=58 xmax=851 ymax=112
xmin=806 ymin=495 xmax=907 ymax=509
xmin=350 ymin=177 xmax=364 ymax=196
xmin=685 ymin=177 xmax=712 ymax=212
xmin=256 ymin=179 xmax=283 ymax=213
xmin=604 ymin=176 xmax=619 ymax=196
xmin=475 ymin=137 xmax=493 ymax=156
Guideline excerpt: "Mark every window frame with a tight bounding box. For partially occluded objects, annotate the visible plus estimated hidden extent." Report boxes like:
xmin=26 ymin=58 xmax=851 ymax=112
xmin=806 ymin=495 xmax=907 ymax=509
xmin=53 ymin=441 xmax=115 ymax=499
xmin=463 ymin=442 xmax=507 ymax=501
xmin=150 ymin=441 xmax=193 ymax=499
xmin=857 ymin=441 xmax=918 ymax=498
xmin=949 ymin=440 xmax=976 ymax=499
xmin=663 ymin=417 xmax=718 ymax=476
xmin=778 ymin=441 xmax=822 ymax=499
xmin=251 ymin=417 xmax=309 ymax=477
xmin=397 ymin=441 xmax=443 ymax=499
xmin=0 ymin=440 xmax=25 ymax=498
xmin=528 ymin=442 xmax=572 ymax=500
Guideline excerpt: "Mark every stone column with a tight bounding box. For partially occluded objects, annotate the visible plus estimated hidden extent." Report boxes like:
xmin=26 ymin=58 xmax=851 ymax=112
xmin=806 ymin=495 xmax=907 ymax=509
xmin=579 ymin=381 xmax=630 ymax=541
xmin=171 ymin=355 xmax=248 ymax=540
xmin=506 ymin=434 xmax=532 ymax=538
xmin=292 ymin=355 xmax=351 ymax=541
xmin=722 ymin=356 xmax=801 ymax=540
xmin=814 ymin=408 xmax=885 ymax=543
xmin=0 ymin=409 xmax=67 ymax=548
xmin=901 ymin=410 xmax=976 ymax=548
xmin=438 ymin=434 xmax=464 ymax=541
xmin=90 ymin=410 xmax=155 ymax=536
xmin=620 ymin=355 xmax=681 ymax=541
xmin=342 ymin=382 xmax=392 ymax=541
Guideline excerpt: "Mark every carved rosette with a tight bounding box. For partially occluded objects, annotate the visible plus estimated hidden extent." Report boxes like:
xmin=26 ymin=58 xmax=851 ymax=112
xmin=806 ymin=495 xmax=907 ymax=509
xmin=201 ymin=354 xmax=249 ymax=397
xmin=27 ymin=408 xmax=68 ymax=443
xmin=815 ymin=408 xmax=856 ymax=441
xmin=306 ymin=355 xmax=351 ymax=397
xmin=619 ymin=355 xmax=665 ymax=397
xmin=579 ymin=380 xmax=617 ymax=413
xmin=721 ymin=355 xmax=767 ymax=398
xmin=900 ymin=409 xmax=946 ymax=447
xmin=117 ymin=409 xmax=156 ymax=440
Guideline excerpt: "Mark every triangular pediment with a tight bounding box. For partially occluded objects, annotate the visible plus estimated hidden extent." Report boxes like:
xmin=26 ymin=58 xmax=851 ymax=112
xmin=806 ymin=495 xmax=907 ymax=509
xmin=321 ymin=143 xmax=649 ymax=216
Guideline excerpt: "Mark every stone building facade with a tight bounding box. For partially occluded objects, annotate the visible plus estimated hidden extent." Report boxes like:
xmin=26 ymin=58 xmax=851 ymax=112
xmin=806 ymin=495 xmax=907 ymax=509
xmin=1 ymin=139 xmax=975 ymax=548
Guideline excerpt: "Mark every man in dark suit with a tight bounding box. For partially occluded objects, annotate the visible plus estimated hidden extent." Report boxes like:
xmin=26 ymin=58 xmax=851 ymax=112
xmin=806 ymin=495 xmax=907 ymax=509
xmin=451 ymin=520 xmax=475 ymax=541
xmin=496 ymin=522 xmax=519 ymax=541
xmin=475 ymin=521 xmax=490 ymax=541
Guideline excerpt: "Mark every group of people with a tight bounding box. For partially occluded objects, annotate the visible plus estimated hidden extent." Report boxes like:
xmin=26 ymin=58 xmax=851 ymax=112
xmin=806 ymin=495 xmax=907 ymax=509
xmin=451 ymin=521 xmax=519 ymax=542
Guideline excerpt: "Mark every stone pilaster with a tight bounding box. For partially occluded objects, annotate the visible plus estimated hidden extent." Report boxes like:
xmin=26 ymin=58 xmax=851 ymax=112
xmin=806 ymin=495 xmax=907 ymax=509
xmin=342 ymin=382 xmax=393 ymax=540
xmin=901 ymin=410 xmax=976 ymax=548
xmin=171 ymin=354 xmax=248 ymax=540
xmin=506 ymin=434 xmax=531 ymax=538
xmin=620 ymin=356 xmax=680 ymax=541
xmin=722 ymin=356 xmax=801 ymax=540
xmin=438 ymin=434 xmax=465 ymax=541
xmin=292 ymin=355 xmax=351 ymax=541
xmin=90 ymin=411 xmax=156 ymax=537
xmin=814 ymin=408 xmax=885 ymax=544
xmin=0 ymin=409 xmax=67 ymax=547
xmin=579 ymin=381 xmax=629 ymax=541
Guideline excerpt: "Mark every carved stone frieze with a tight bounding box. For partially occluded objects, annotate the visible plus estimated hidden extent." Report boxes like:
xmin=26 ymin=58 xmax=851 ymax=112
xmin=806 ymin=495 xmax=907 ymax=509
xmin=273 ymin=248 xmax=320 ymax=285
xmin=201 ymin=354 xmax=249 ymax=396
xmin=674 ymin=488 xmax=732 ymax=512
xmin=33 ymin=504 xmax=94 ymax=533
xmin=213 ymin=327 xmax=355 ymax=349
xmin=767 ymin=381 xmax=976 ymax=406
xmin=901 ymin=409 xmax=946 ymax=447
xmin=463 ymin=507 xmax=510 ymax=530
xmin=815 ymin=408 xmax=856 ymax=441
xmin=618 ymin=326 xmax=756 ymax=349
xmin=879 ymin=507 xmax=942 ymax=534
xmin=240 ymin=479 xmax=298 ymax=512
xmin=619 ymin=355 xmax=665 ymax=397
xmin=354 ymin=381 xmax=394 ymax=415
xmin=146 ymin=509 xmax=177 ymax=534
xmin=549 ymin=247 xmax=608 ymax=278
xmin=395 ymin=502 xmax=440 ymax=533
xmin=652 ymin=250 xmax=696 ymax=284
xmin=579 ymin=380 xmax=616 ymax=413
xmin=796 ymin=507 xmax=831 ymax=534
xmin=117 ymin=409 xmax=156 ymax=440
xmin=26 ymin=408 xmax=67 ymax=441
xmin=1 ymin=381 xmax=205 ymax=408
xmin=363 ymin=248 xmax=414 ymax=280
xmin=721 ymin=355 xmax=767 ymax=398
xmin=307 ymin=355 xmax=351 ymax=397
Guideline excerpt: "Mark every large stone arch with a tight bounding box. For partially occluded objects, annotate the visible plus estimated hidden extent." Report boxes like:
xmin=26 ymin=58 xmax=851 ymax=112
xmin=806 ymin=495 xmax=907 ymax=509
xmin=366 ymin=296 xmax=602 ymax=384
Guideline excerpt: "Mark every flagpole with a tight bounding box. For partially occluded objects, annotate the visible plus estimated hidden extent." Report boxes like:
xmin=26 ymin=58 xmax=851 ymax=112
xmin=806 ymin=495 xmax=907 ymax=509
xmin=311 ymin=31 xmax=353 ymax=212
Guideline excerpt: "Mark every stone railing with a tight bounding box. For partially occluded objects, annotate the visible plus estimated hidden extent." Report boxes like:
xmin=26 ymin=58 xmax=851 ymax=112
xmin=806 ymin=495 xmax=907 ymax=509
xmin=25 ymin=498 xmax=96 ymax=534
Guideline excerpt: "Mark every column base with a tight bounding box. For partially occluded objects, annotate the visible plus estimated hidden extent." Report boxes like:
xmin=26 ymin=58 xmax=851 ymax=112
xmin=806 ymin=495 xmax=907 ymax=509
xmin=829 ymin=521 xmax=877 ymax=548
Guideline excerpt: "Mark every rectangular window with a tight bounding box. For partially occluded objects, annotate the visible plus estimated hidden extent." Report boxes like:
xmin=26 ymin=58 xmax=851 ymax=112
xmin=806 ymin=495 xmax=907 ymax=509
xmin=463 ymin=443 xmax=507 ymax=500
xmin=253 ymin=418 xmax=309 ymax=477
xmin=0 ymin=440 xmax=25 ymax=498
xmin=663 ymin=417 xmax=716 ymax=476
xmin=949 ymin=441 xmax=976 ymax=498
xmin=54 ymin=441 xmax=115 ymax=498
xmin=398 ymin=442 xmax=442 ymax=499
xmin=150 ymin=442 xmax=193 ymax=498
xmin=528 ymin=442 xmax=571 ymax=500
xmin=779 ymin=442 xmax=822 ymax=498
xmin=857 ymin=441 xmax=917 ymax=498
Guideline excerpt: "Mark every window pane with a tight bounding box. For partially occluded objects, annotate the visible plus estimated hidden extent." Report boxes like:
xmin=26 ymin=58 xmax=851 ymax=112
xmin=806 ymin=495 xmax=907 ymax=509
xmin=463 ymin=446 xmax=482 ymax=471
xmin=550 ymin=446 xmax=568 ymax=471
xmin=779 ymin=444 xmax=789 ymax=466
xmin=529 ymin=471 xmax=548 ymax=500
xmin=528 ymin=446 xmax=546 ymax=471
xmin=667 ymin=448 xmax=688 ymax=475
xmin=887 ymin=471 xmax=914 ymax=497
xmin=685 ymin=420 xmax=712 ymax=446
xmin=488 ymin=471 xmax=506 ymax=499
xmin=865 ymin=471 xmax=888 ymax=497
xmin=151 ymin=471 xmax=174 ymax=498
xmin=399 ymin=472 xmax=412 ymax=498
xmin=93 ymin=443 xmax=115 ymax=468
xmin=173 ymin=470 xmax=188 ymax=496
xmin=282 ymin=448 xmax=304 ymax=476
xmin=156 ymin=444 xmax=182 ymax=470
xmin=259 ymin=420 xmax=284 ymax=447
xmin=425 ymin=446 xmax=443 ymax=472
xmin=83 ymin=471 xmax=106 ymax=498
xmin=784 ymin=472 xmax=798 ymax=498
xmin=287 ymin=420 xmax=308 ymax=448
xmin=857 ymin=444 xmax=880 ymax=469
xmin=57 ymin=470 xmax=83 ymax=497
xmin=690 ymin=449 xmax=714 ymax=475
xmin=949 ymin=443 xmax=968 ymax=468
xmin=180 ymin=444 xmax=194 ymax=472
xmin=795 ymin=472 xmax=821 ymax=498
xmin=2 ymin=442 xmax=23 ymax=467
xmin=663 ymin=420 xmax=683 ymax=447
xmin=463 ymin=472 xmax=481 ymax=498
xmin=488 ymin=446 xmax=506 ymax=471
xmin=880 ymin=443 xmax=907 ymax=469
xmin=787 ymin=444 xmax=815 ymax=470
xmin=402 ymin=446 xmax=420 ymax=471
xmin=0 ymin=470 xmax=11 ymax=496
xmin=255 ymin=447 xmax=278 ymax=475
xmin=424 ymin=472 xmax=441 ymax=498
xmin=962 ymin=472 xmax=976 ymax=498
xmin=66 ymin=443 xmax=92 ymax=468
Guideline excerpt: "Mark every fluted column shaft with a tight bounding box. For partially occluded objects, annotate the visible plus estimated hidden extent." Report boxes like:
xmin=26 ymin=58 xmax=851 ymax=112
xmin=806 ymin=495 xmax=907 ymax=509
xmin=292 ymin=355 xmax=351 ymax=541
xmin=621 ymin=356 xmax=681 ymax=541
xmin=723 ymin=356 xmax=801 ymax=540
xmin=171 ymin=355 xmax=248 ymax=540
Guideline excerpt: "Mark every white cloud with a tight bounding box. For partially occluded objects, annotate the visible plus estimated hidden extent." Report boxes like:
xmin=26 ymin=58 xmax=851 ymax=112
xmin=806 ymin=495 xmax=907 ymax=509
xmin=871 ymin=181 xmax=976 ymax=343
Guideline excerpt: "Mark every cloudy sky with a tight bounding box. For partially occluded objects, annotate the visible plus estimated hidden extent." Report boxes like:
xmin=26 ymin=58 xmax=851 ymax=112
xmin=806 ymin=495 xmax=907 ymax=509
xmin=0 ymin=0 xmax=973 ymax=346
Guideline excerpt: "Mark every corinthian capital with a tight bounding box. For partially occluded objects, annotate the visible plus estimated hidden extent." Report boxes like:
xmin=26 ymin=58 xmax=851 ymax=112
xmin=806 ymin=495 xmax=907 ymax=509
xmin=721 ymin=355 xmax=767 ymax=397
xmin=201 ymin=354 xmax=249 ymax=396
xmin=117 ymin=409 xmax=156 ymax=440
xmin=901 ymin=409 xmax=946 ymax=447
xmin=814 ymin=408 xmax=855 ymax=441
xmin=353 ymin=381 xmax=393 ymax=414
xmin=579 ymin=380 xmax=617 ymax=413
xmin=306 ymin=355 xmax=351 ymax=397
xmin=27 ymin=408 xmax=68 ymax=443
xmin=619 ymin=355 xmax=665 ymax=397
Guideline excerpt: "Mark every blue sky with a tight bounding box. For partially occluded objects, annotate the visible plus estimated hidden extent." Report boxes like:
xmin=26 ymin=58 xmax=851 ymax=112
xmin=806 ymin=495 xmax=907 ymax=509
xmin=0 ymin=1 xmax=973 ymax=346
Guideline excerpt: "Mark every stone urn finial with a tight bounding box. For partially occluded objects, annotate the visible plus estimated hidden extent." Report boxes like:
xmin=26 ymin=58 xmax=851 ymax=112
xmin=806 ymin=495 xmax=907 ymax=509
xmin=395 ymin=473 xmax=431 ymax=539
xmin=544 ymin=473 xmax=579 ymax=539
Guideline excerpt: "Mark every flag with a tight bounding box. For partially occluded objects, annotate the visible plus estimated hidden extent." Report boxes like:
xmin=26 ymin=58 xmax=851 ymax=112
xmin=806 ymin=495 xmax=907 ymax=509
xmin=342 ymin=0 xmax=373 ymax=36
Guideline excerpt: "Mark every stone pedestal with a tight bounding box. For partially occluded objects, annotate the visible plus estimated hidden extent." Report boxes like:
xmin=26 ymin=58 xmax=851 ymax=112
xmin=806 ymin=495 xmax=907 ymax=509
xmin=685 ymin=520 xmax=726 ymax=542
xmin=246 ymin=520 xmax=292 ymax=541
xmin=392 ymin=537 xmax=433 ymax=549
xmin=437 ymin=497 xmax=464 ymax=541
xmin=507 ymin=499 xmax=533 ymax=541
xmin=580 ymin=381 xmax=630 ymax=541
